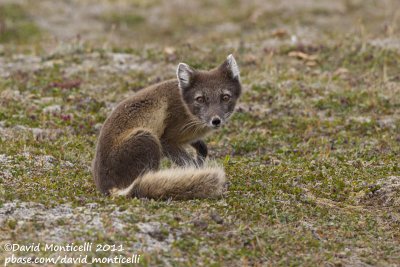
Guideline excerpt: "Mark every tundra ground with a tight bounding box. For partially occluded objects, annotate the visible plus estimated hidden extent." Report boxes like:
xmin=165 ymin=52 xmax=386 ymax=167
xmin=0 ymin=0 xmax=399 ymax=266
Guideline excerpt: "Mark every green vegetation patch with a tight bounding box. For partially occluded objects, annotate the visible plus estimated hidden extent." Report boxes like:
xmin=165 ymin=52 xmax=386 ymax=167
xmin=0 ymin=3 xmax=41 ymax=44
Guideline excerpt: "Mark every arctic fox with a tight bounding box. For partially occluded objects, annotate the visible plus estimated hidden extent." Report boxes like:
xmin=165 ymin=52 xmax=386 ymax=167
xmin=92 ymin=54 xmax=241 ymax=200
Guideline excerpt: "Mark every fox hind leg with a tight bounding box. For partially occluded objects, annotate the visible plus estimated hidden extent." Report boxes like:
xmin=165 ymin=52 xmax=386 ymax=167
xmin=108 ymin=130 xmax=161 ymax=190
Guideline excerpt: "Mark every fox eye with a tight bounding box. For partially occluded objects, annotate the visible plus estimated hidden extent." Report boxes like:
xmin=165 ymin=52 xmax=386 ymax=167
xmin=195 ymin=96 xmax=205 ymax=103
xmin=222 ymin=94 xmax=231 ymax=102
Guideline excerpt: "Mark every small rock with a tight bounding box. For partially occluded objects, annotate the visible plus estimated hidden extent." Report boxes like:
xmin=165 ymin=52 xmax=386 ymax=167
xmin=148 ymin=229 xmax=166 ymax=241
xmin=0 ymin=154 xmax=11 ymax=164
xmin=43 ymin=105 xmax=61 ymax=114
xmin=163 ymin=46 xmax=177 ymax=62
xmin=360 ymin=176 xmax=400 ymax=207
xmin=86 ymin=203 xmax=98 ymax=209
xmin=333 ymin=67 xmax=349 ymax=77
xmin=13 ymin=125 xmax=28 ymax=132
xmin=32 ymin=128 xmax=62 ymax=141
xmin=61 ymin=161 xmax=74 ymax=168
xmin=43 ymin=155 xmax=57 ymax=164
xmin=210 ymin=211 xmax=224 ymax=224
xmin=37 ymin=155 xmax=57 ymax=169
xmin=271 ymin=28 xmax=288 ymax=38
xmin=137 ymin=222 xmax=167 ymax=241
xmin=377 ymin=117 xmax=395 ymax=129
xmin=193 ymin=219 xmax=208 ymax=230
xmin=349 ymin=116 xmax=371 ymax=123
xmin=94 ymin=123 xmax=103 ymax=132
xmin=38 ymin=97 xmax=56 ymax=104
xmin=0 ymin=89 xmax=21 ymax=101
xmin=32 ymin=128 xmax=45 ymax=140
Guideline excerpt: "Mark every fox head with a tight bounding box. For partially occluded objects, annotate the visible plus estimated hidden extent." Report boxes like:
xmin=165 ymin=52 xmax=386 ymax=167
xmin=176 ymin=54 xmax=242 ymax=129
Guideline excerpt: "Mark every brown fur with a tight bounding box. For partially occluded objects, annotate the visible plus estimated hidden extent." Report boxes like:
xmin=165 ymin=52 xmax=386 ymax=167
xmin=92 ymin=55 xmax=241 ymax=200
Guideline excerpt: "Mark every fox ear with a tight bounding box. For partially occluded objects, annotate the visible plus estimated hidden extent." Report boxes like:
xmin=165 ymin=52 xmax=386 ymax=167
xmin=176 ymin=63 xmax=194 ymax=90
xmin=220 ymin=54 xmax=240 ymax=81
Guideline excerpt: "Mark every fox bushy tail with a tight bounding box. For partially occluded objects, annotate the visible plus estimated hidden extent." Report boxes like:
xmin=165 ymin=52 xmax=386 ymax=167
xmin=110 ymin=165 xmax=226 ymax=200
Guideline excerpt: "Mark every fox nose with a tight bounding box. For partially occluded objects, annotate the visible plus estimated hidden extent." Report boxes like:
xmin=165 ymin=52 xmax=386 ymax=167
xmin=211 ymin=117 xmax=221 ymax=127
